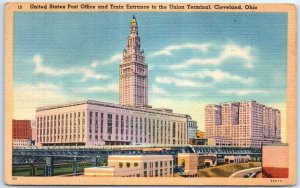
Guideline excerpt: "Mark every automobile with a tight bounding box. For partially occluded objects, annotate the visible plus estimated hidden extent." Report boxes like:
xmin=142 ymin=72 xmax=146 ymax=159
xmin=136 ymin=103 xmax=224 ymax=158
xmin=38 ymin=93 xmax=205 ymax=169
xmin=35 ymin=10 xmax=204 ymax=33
xmin=244 ymin=173 xmax=252 ymax=178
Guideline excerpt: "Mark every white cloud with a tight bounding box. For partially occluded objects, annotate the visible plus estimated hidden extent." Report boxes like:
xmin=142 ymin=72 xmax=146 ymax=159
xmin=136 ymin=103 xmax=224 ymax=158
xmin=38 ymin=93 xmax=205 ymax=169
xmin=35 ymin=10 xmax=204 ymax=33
xmin=151 ymin=85 xmax=169 ymax=95
xmin=79 ymin=68 xmax=109 ymax=82
xmin=90 ymin=60 xmax=99 ymax=68
xmin=170 ymin=43 xmax=254 ymax=69
xmin=155 ymin=76 xmax=207 ymax=88
xmin=33 ymin=54 xmax=109 ymax=81
xmin=179 ymin=69 xmax=255 ymax=84
xmin=220 ymin=89 xmax=269 ymax=96
xmin=84 ymin=83 xmax=119 ymax=93
xmin=107 ymin=53 xmax=122 ymax=64
xmin=14 ymin=83 xmax=81 ymax=119
xmin=90 ymin=53 xmax=123 ymax=67
xmin=151 ymin=43 xmax=210 ymax=57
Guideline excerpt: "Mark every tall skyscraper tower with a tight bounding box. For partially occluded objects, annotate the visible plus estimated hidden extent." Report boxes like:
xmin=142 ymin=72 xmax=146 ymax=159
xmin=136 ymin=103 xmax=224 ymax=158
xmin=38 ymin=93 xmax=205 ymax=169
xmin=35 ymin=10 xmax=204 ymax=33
xmin=120 ymin=16 xmax=148 ymax=107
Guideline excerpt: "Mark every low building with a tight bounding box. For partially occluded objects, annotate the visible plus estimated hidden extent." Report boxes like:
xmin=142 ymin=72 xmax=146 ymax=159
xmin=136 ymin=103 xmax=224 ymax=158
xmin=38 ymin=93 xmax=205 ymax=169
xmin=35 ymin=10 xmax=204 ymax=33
xmin=84 ymin=155 xmax=173 ymax=177
xmin=177 ymin=153 xmax=198 ymax=176
xmin=12 ymin=120 xmax=32 ymax=140
xmin=198 ymin=154 xmax=217 ymax=167
xmin=262 ymin=144 xmax=288 ymax=178
xmin=208 ymin=137 xmax=232 ymax=146
xmin=12 ymin=139 xmax=32 ymax=147
xmin=224 ymin=155 xmax=251 ymax=164
xmin=188 ymin=138 xmax=208 ymax=145
xmin=12 ymin=120 xmax=33 ymax=147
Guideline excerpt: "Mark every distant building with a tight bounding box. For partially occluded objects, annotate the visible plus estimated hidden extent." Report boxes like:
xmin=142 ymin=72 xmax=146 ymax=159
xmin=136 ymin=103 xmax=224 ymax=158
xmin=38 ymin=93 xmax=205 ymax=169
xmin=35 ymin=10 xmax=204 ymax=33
xmin=262 ymin=144 xmax=288 ymax=178
xmin=188 ymin=138 xmax=208 ymax=146
xmin=31 ymin=120 xmax=36 ymax=144
xmin=207 ymin=137 xmax=232 ymax=146
xmin=205 ymin=101 xmax=281 ymax=147
xmin=187 ymin=117 xmax=197 ymax=139
xmin=196 ymin=130 xmax=205 ymax=138
xmin=84 ymin=155 xmax=173 ymax=177
xmin=12 ymin=120 xmax=32 ymax=140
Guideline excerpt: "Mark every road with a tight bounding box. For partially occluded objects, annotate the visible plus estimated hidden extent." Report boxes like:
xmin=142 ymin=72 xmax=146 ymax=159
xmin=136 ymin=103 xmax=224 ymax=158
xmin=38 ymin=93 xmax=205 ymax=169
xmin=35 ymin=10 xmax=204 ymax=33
xmin=229 ymin=167 xmax=262 ymax=178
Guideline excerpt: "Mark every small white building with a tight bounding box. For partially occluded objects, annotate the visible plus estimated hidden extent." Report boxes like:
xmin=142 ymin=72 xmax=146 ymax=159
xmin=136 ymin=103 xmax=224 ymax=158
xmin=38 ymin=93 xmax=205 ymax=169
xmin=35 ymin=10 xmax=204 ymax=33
xmin=84 ymin=155 xmax=173 ymax=177
xmin=12 ymin=139 xmax=32 ymax=147
xmin=224 ymin=155 xmax=251 ymax=164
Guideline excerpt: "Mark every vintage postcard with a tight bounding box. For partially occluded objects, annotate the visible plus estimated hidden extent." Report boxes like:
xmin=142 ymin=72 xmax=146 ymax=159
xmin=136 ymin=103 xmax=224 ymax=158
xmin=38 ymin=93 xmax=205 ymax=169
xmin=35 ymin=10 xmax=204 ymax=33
xmin=4 ymin=2 xmax=296 ymax=186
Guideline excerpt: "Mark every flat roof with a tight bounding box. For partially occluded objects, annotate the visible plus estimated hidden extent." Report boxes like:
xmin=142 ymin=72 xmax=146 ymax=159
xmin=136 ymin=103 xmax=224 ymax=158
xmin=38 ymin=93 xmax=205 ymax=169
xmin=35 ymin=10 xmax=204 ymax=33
xmin=205 ymin=101 xmax=280 ymax=112
xmin=262 ymin=143 xmax=288 ymax=146
xmin=108 ymin=154 xmax=173 ymax=158
xmin=86 ymin=166 xmax=114 ymax=169
xmin=36 ymin=100 xmax=188 ymax=118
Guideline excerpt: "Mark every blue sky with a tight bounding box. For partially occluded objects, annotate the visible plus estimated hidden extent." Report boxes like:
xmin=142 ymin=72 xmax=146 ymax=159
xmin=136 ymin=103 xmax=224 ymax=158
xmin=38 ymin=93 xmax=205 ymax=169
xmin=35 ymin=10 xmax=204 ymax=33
xmin=13 ymin=12 xmax=287 ymax=139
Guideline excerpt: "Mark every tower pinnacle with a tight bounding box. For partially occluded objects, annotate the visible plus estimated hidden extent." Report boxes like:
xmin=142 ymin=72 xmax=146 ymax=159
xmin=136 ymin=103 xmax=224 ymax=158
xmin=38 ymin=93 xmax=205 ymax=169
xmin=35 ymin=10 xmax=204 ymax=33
xmin=119 ymin=16 xmax=148 ymax=107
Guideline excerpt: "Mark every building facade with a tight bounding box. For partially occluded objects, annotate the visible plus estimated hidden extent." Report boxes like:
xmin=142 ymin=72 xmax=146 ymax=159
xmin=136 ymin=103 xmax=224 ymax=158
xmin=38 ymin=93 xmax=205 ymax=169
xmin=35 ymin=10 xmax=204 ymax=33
xmin=187 ymin=117 xmax=197 ymax=140
xmin=31 ymin=120 xmax=37 ymax=143
xmin=120 ymin=16 xmax=149 ymax=107
xmin=84 ymin=155 xmax=173 ymax=177
xmin=35 ymin=100 xmax=188 ymax=147
xmin=205 ymin=101 xmax=281 ymax=147
xmin=12 ymin=120 xmax=32 ymax=140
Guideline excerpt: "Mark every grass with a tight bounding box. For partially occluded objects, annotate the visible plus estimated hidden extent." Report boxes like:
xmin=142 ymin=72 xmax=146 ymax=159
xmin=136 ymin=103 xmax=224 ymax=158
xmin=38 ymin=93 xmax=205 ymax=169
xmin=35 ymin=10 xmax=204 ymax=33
xmin=12 ymin=166 xmax=45 ymax=176
xmin=197 ymin=162 xmax=261 ymax=177
xmin=13 ymin=162 xmax=103 ymax=176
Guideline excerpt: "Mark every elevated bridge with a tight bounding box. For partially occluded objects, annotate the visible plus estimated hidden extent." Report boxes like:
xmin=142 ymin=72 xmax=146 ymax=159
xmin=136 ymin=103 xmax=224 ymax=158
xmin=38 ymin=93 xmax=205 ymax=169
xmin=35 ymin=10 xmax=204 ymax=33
xmin=12 ymin=145 xmax=261 ymax=176
xmin=13 ymin=145 xmax=261 ymax=164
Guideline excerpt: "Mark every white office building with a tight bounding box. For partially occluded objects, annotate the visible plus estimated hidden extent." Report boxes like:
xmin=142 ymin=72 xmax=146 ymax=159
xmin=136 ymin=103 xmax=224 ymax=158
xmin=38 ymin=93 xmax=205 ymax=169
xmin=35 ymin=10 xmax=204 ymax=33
xmin=35 ymin=100 xmax=189 ymax=146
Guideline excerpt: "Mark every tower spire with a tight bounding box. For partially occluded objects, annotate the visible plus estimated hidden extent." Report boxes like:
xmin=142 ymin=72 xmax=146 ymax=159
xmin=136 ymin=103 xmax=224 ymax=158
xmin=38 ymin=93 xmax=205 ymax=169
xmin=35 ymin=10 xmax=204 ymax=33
xmin=119 ymin=16 xmax=149 ymax=107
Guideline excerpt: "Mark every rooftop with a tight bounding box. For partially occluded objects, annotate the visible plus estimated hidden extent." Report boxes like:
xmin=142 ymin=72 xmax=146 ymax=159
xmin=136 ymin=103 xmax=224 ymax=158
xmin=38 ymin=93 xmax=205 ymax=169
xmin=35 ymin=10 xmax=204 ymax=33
xmin=36 ymin=100 xmax=188 ymax=118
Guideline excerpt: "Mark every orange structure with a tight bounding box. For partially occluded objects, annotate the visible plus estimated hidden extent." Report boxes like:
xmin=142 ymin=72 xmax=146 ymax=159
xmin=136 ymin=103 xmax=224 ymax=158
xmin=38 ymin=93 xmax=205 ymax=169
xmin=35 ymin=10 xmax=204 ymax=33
xmin=12 ymin=120 xmax=32 ymax=139
xmin=177 ymin=153 xmax=198 ymax=176
xmin=196 ymin=130 xmax=205 ymax=138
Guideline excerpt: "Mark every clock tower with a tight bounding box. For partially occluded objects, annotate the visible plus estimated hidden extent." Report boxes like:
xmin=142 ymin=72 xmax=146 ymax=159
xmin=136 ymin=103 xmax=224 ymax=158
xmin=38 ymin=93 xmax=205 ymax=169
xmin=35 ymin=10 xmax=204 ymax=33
xmin=120 ymin=16 xmax=149 ymax=107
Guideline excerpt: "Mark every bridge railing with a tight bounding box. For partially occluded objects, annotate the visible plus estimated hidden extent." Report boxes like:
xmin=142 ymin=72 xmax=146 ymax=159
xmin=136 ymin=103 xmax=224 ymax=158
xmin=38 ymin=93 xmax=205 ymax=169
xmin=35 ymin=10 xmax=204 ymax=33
xmin=13 ymin=144 xmax=189 ymax=151
xmin=13 ymin=144 xmax=262 ymax=151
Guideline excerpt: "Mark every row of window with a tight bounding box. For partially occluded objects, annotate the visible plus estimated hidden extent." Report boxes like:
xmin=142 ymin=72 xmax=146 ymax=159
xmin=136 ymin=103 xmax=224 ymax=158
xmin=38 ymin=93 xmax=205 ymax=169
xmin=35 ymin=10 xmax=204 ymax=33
xmin=118 ymin=162 xmax=138 ymax=168
xmin=88 ymin=112 xmax=186 ymax=139
xmin=143 ymin=161 xmax=172 ymax=169
xmin=37 ymin=112 xmax=85 ymax=122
